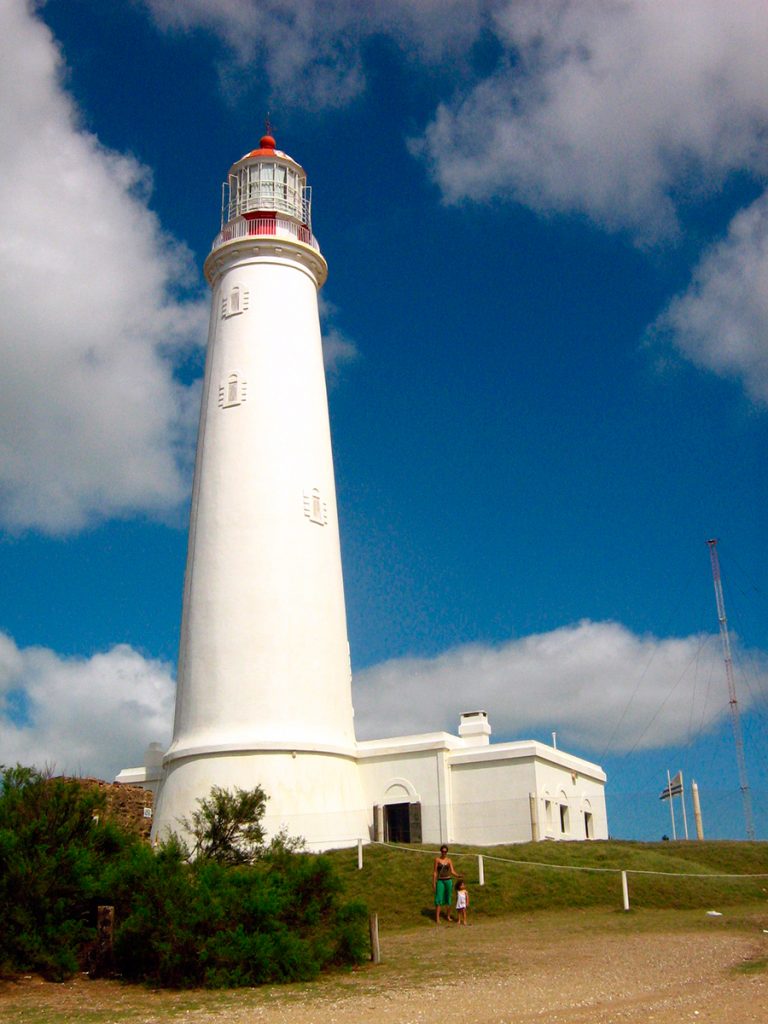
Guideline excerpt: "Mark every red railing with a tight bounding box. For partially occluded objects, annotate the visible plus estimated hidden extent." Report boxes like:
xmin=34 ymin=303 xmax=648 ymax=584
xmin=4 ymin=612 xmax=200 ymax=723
xmin=211 ymin=216 xmax=318 ymax=253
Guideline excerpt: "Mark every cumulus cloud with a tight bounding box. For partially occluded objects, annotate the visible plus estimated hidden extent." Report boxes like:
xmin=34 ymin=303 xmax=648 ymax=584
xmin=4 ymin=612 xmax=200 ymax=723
xmin=139 ymin=1 xmax=768 ymax=403
xmin=146 ymin=2 xmax=768 ymax=241
xmin=353 ymin=620 xmax=766 ymax=754
xmin=649 ymin=191 xmax=768 ymax=403
xmin=0 ymin=0 xmax=207 ymax=534
xmin=417 ymin=0 xmax=768 ymax=240
xmin=3 ymin=620 xmax=763 ymax=778
xmin=0 ymin=631 xmax=174 ymax=781
xmin=319 ymin=295 xmax=358 ymax=383
xmin=143 ymin=0 xmax=484 ymax=108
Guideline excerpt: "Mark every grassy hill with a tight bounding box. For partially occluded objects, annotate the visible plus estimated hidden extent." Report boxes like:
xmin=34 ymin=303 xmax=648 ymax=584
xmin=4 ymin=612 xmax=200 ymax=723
xmin=325 ymin=840 xmax=768 ymax=930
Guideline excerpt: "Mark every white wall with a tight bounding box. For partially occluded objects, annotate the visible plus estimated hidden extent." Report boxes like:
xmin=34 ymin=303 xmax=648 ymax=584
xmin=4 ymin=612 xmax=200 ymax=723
xmin=357 ymin=734 xmax=608 ymax=847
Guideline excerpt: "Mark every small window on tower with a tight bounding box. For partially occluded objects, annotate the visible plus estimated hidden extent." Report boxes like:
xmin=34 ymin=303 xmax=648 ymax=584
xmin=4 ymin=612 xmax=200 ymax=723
xmin=219 ymin=372 xmax=246 ymax=409
xmin=222 ymin=285 xmax=248 ymax=318
xmin=303 ymin=487 xmax=327 ymax=526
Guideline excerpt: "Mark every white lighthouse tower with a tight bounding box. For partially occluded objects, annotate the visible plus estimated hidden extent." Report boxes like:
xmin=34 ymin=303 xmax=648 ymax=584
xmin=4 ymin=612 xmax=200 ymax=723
xmin=151 ymin=131 xmax=369 ymax=849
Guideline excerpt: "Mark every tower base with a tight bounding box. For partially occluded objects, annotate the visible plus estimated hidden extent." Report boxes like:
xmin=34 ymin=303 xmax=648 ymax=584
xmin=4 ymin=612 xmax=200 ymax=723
xmin=152 ymin=749 xmax=370 ymax=852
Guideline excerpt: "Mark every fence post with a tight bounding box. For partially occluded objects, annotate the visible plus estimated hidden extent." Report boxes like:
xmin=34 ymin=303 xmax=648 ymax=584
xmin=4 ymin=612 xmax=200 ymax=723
xmin=358 ymin=837 xmax=364 ymax=870
xmin=621 ymin=870 xmax=630 ymax=911
xmin=91 ymin=904 xmax=115 ymax=977
xmin=369 ymin=912 xmax=381 ymax=964
xmin=478 ymin=854 xmax=485 ymax=886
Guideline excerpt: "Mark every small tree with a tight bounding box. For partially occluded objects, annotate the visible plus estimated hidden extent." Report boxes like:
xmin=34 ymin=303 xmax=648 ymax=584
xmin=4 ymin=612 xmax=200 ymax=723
xmin=181 ymin=785 xmax=268 ymax=865
xmin=0 ymin=764 xmax=136 ymax=980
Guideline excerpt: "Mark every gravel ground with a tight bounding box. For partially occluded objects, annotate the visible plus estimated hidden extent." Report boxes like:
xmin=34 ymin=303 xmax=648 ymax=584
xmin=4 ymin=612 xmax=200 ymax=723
xmin=2 ymin=911 xmax=767 ymax=1023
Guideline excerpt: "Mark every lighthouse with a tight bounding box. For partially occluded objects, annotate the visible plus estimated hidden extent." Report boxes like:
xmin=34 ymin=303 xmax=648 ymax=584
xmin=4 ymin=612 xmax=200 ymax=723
xmin=122 ymin=133 xmax=610 ymax=852
xmin=151 ymin=132 xmax=369 ymax=849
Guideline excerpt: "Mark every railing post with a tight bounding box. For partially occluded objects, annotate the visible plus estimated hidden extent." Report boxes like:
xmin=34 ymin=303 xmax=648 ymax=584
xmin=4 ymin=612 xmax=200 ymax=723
xmin=478 ymin=854 xmax=485 ymax=886
xmin=357 ymin=837 xmax=363 ymax=870
xmin=621 ymin=870 xmax=630 ymax=911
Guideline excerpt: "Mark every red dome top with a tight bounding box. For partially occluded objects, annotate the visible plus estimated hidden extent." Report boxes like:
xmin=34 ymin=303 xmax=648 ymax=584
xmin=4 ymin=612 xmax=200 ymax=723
xmin=244 ymin=133 xmax=278 ymax=159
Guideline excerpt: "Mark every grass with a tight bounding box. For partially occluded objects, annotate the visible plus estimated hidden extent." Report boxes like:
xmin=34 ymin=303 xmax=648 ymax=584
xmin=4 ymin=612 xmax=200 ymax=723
xmin=4 ymin=905 xmax=767 ymax=1023
xmin=734 ymin=956 xmax=768 ymax=975
xmin=2 ymin=840 xmax=766 ymax=1023
xmin=325 ymin=839 xmax=768 ymax=930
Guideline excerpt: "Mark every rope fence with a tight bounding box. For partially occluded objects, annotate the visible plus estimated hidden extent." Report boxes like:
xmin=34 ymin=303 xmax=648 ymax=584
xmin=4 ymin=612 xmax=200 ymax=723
xmin=362 ymin=839 xmax=768 ymax=911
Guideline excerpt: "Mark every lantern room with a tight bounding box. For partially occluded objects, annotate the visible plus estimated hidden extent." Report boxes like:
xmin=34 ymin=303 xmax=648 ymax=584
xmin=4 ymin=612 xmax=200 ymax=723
xmin=222 ymin=133 xmax=311 ymax=229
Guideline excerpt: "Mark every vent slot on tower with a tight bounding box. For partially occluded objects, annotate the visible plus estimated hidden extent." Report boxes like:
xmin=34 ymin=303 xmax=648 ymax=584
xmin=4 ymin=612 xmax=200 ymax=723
xmin=222 ymin=285 xmax=249 ymax=319
xmin=218 ymin=372 xmax=247 ymax=409
xmin=303 ymin=487 xmax=328 ymax=526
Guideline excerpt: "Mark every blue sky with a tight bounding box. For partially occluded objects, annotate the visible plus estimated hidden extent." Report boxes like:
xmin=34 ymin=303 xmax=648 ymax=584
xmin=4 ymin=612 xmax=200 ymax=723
xmin=1 ymin=0 xmax=766 ymax=841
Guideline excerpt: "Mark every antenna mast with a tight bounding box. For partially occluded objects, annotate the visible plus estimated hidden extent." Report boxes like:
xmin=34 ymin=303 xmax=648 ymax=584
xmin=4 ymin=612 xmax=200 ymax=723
xmin=707 ymin=538 xmax=756 ymax=840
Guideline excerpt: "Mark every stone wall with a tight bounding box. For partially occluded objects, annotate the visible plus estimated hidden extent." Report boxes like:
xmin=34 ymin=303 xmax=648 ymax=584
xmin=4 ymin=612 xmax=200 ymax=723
xmin=63 ymin=777 xmax=154 ymax=841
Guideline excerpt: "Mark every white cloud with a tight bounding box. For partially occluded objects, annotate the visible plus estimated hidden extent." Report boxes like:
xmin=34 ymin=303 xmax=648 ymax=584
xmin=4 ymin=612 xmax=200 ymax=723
xmin=3 ymin=620 xmax=763 ymax=779
xmin=147 ymin=2 xmax=768 ymax=240
xmin=417 ymin=0 xmax=768 ymax=241
xmin=144 ymin=0 xmax=367 ymax=108
xmin=0 ymin=0 xmax=207 ymax=534
xmin=353 ymin=620 xmax=766 ymax=754
xmin=319 ymin=295 xmax=358 ymax=382
xmin=143 ymin=0 xmax=484 ymax=109
xmin=649 ymin=190 xmax=768 ymax=403
xmin=0 ymin=631 xmax=174 ymax=781
xmin=140 ymin=0 xmax=768 ymax=252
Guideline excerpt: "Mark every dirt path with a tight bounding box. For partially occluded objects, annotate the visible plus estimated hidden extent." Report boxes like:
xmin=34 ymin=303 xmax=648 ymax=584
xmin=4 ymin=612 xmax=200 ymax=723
xmin=3 ymin=910 xmax=767 ymax=1023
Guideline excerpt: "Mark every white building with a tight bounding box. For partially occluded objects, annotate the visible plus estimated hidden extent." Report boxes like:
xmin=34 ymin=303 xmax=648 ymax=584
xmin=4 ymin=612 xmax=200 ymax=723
xmin=118 ymin=133 xmax=608 ymax=849
xmin=358 ymin=712 xmax=607 ymax=844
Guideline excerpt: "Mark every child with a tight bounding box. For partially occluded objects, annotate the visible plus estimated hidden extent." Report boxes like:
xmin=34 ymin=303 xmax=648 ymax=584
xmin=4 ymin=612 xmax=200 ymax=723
xmin=455 ymin=878 xmax=469 ymax=925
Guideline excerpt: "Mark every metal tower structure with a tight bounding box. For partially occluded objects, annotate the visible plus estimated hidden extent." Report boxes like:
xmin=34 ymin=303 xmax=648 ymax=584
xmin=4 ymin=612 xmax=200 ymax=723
xmin=706 ymin=538 xmax=756 ymax=841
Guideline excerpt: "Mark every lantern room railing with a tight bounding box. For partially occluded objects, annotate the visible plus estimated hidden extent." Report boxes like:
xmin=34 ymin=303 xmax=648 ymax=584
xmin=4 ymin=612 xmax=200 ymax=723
xmin=211 ymin=216 xmax=319 ymax=254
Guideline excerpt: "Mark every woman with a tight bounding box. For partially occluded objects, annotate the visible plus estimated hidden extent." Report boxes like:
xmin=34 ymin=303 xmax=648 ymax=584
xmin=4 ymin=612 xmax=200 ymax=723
xmin=432 ymin=844 xmax=458 ymax=923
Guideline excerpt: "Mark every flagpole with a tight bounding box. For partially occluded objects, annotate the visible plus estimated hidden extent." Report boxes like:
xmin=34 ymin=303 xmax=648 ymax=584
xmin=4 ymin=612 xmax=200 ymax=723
xmin=680 ymin=771 xmax=689 ymax=840
xmin=667 ymin=769 xmax=677 ymax=840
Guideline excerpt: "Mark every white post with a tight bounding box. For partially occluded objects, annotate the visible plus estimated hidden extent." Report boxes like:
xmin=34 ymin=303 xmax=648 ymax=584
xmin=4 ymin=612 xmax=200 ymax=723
xmin=357 ymin=837 xmax=363 ymax=869
xmin=667 ymin=770 xmax=677 ymax=840
xmin=680 ymin=771 xmax=689 ymax=840
xmin=621 ymin=870 xmax=630 ymax=911
xmin=478 ymin=855 xmax=485 ymax=886
xmin=692 ymin=780 xmax=704 ymax=840
xmin=529 ymin=792 xmax=539 ymax=842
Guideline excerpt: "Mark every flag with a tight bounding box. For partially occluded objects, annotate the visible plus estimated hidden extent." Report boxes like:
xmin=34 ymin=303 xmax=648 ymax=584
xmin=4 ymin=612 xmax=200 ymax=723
xmin=660 ymin=771 xmax=683 ymax=801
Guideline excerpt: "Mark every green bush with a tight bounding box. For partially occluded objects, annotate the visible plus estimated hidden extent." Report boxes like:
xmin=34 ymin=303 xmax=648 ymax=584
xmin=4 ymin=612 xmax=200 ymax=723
xmin=0 ymin=765 xmax=136 ymax=980
xmin=109 ymin=853 xmax=368 ymax=987
xmin=0 ymin=768 xmax=369 ymax=987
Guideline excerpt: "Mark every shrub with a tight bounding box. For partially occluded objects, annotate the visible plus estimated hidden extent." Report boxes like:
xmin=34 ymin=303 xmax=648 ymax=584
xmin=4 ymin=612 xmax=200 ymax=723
xmin=0 ymin=765 xmax=138 ymax=980
xmin=109 ymin=852 xmax=369 ymax=988
xmin=180 ymin=785 xmax=268 ymax=865
xmin=0 ymin=772 xmax=368 ymax=987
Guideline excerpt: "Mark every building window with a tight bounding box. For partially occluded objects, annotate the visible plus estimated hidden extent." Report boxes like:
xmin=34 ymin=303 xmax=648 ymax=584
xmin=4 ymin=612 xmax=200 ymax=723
xmin=559 ymin=803 xmax=570 ymax=834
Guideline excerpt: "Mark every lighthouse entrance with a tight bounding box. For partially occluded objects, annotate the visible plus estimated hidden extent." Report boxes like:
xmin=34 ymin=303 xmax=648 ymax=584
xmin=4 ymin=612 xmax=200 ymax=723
xmin=384 ymin=802 xmax=422 ymax=843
